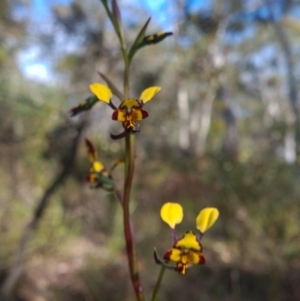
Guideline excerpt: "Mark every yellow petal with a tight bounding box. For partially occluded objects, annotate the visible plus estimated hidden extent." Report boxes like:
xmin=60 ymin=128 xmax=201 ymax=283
xmin=175 ymin=231 xmax=201 ymax=251
xmin=187 ymin=250 xmax=205 ymax=265
xmin=89 ymin=83 xmax=113 ymax=104
xmin=113 ymin=109 xmax=126 ymax=121
xmin=196 ymin=207 xmax=219 ymax=233
xmin=120 ymin=98 xmax=140 ymax=108
xmin=165 ymin=248 xmax=181 ymax=262
xmin=139 ymin=86 xmax=161 ymax=104
xmin=93 ymin=161 xmax=104 ymax=172
xmin=160 ymin=202 xmax=183 ymax=229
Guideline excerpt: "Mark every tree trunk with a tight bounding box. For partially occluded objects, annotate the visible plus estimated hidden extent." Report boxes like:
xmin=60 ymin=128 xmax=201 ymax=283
xmin=266 ymin=0 xmax=299 ymax=164
xmin=177 ymin=85 xmax=190 ymax=153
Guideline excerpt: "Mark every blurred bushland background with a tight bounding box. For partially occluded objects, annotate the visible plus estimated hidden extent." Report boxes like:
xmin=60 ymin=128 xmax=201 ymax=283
xmin=0 ymin=0 xmax=300 ymax=300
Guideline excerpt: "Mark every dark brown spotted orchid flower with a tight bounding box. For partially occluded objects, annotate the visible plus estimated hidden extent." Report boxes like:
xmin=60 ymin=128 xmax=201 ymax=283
xmin=85 ymin=138 xmax=114 ymax=190
xmin=154 ymin=203 xmax=219 ymax=275
xmin=89 ymin=83 xmax=161 ymax=139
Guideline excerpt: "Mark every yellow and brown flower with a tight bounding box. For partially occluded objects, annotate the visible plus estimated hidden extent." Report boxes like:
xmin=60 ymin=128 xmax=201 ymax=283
xmin=163 ymin=231 xmax=205 ymax=275
xmin=85 ymin=139 xmax=114 ymax=190
xmin=154 ymin=202 xmax=219 ymax=275
xmin=89 ymin=83 xmax=161 ymax=139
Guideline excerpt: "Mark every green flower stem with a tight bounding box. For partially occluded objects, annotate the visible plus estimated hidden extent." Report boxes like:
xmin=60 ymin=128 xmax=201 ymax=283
xmin=101 ymin=1 xmax=121 ymax=41
xmin=100 ymin=2 xmax=143 ymax=300
xmin=123 ymin=134 xmax=145 ymax=301
xmin=100 ymin=0 xmax=129 ymax=97
xmin=151 ymin=266 xmax=166 ymax=301
xmin=115 ymin=2 xmax=144 ymax=297
xmin=123 ymin=55 xmax=130 ymax=98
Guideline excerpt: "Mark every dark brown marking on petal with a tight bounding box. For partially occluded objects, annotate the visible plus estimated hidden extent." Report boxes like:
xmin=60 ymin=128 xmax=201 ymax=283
xmin=141 ymin=109 xmax=149 ymax=119
xmin=112 ymin=110 xmax=118 ymax=120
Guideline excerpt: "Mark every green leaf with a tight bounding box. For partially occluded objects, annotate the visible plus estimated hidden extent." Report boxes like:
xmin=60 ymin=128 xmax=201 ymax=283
xmin=89 ymin=172 xmax=115 ymax=191
xmin=128 ymin=17 xmax=151 ymax=62
xmin=141 ymin=32 xmax=173 ymax=46
xmin=70 ymin=95 xmax=98 ymax=116
xmin=99 ymin=173 xmax=115 ymax=187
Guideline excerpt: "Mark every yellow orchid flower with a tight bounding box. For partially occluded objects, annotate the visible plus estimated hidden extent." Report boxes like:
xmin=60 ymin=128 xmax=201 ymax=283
xmin=89 ymin=83 xmax=161 ymax=139
xmin=85 ymin=139 xmax=114 ymax=190
xmin=163 ymin=231 xmax=205 ymax=275
xmin=155 ymin=202 xmax=219 ymax=275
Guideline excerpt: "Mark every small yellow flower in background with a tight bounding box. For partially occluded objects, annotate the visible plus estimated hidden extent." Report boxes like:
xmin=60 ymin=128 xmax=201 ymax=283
xmin=85 ymin=139 xmax=114 ymax=190
xmin=89 ymin=83 xmax=161 ymax=139
xmin=154 ymin=202 xmax=219 ymax=275
xmin=70 ymin=95 xmax=98 ymax=116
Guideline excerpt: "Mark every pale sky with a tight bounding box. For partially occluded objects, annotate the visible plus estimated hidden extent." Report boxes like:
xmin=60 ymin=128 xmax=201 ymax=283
xmin=19 ymin=0 xmax=209 ymax=82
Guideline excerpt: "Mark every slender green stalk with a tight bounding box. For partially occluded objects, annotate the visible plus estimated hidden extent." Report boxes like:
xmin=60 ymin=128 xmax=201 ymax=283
xmin=123 ymin=55 xmax=130 ymax=98
xmin=101 ymin=1 xmax=121 ymax=41
xmin=123 ymin=134 xmax=145 ymax=301
xmin=151 ymin=267 xmax=166 ymax=301
xmin=100 ymin=0 xmax=129 ymax=96
xmin=119 ymin=9 xmax=144 ymax=301
xmin=100 ymin=2 xmax=144 ymax=299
